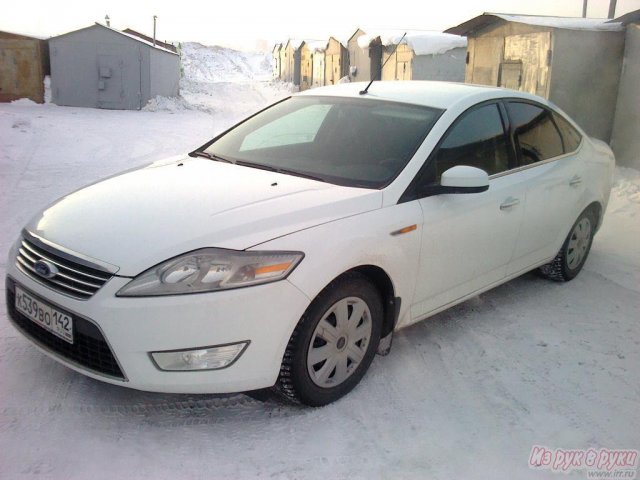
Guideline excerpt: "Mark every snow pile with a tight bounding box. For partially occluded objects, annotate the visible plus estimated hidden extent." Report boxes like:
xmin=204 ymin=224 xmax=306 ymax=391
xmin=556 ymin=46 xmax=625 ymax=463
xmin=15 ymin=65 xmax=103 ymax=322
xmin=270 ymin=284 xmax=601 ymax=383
xmin=10 ymin=98 xmax=38 ymax=107
xmin=610 ymin=166 xmax=640 ymax=214
xmin=144 ymin=42 xmax=293 ymax=116
xmin=357 ymin=30 xmax=467 ymax=55
xmin=180 ymin=42 xmax=272 ymax=83
xmin=492 ymin=13 xmax=624 ymax=31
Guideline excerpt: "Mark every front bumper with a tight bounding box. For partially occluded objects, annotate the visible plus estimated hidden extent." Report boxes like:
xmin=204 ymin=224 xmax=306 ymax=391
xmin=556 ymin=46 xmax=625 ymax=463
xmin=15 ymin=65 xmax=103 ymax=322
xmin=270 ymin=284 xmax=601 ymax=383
xmin=6 ymin=259 xmax=311 ymax=394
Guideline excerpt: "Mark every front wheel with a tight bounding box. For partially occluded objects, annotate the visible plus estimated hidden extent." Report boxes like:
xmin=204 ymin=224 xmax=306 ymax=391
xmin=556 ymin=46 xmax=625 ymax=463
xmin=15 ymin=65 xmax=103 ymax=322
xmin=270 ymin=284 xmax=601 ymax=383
xmin=539 ymin=208 xmax=596 ymax=282
xmin=274 ymin=273 xmax=382 ymax=406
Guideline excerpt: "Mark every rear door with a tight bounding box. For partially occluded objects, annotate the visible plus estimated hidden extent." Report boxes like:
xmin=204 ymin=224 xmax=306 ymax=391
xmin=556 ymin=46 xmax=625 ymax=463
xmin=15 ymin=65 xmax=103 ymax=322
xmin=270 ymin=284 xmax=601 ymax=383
xmin=504 ymin=101 xmax=586 ymax=275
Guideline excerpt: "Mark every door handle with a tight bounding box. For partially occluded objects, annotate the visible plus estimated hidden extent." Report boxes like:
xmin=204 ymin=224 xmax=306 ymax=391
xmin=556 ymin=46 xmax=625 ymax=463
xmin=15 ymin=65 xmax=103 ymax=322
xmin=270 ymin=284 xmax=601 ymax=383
xmin=500 ymin=197 xmax=520 ymax=210
xmin=569 ymin=175 xmax=583 ymax=187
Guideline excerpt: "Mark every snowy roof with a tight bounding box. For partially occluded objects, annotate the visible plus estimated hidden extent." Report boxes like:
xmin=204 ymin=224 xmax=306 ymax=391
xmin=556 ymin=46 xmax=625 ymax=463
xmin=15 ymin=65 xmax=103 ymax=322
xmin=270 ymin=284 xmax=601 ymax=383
xmin=286 ymin=38 xmax=304 ymax=50
xmin=302 ymin=40 xmax=327 ymax=52
xmin=357 ymin=30 xmax=467 ymax=56
xmin=609 ymin=9 xmax=640 ymax=25
xmin=446 ymin=12 xmax=624 ymax=35
xmin=50 ymin=23 xmax=179 ymax=55
xmin=493 ymin=13 xmax=624 ymax=30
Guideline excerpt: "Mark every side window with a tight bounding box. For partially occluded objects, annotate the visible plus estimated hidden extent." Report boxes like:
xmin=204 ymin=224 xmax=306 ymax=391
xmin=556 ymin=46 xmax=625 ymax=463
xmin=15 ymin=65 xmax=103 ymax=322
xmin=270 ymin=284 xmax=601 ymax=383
xmin=507 ymin=102 xmax=563 ymax=165
xmin=552 ymin=112 xmax=582 ymax=153
xmin=432 ymin=103 xmax=511 ymax=180
xmin=240 ymin=104 xmax=331 ymax=151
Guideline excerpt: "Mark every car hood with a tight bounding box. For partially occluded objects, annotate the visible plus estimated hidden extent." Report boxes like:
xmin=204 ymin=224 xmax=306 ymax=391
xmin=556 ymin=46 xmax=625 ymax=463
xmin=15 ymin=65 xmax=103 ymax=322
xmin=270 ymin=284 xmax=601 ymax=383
xmin=25 ymin=157 xmax=382 ymax=276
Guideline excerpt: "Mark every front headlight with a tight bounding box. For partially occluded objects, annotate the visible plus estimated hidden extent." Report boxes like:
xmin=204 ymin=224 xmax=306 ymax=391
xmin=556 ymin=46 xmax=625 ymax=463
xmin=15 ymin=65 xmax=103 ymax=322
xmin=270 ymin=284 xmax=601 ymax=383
xmin=116 ymin=248 xmax=304 ymax=297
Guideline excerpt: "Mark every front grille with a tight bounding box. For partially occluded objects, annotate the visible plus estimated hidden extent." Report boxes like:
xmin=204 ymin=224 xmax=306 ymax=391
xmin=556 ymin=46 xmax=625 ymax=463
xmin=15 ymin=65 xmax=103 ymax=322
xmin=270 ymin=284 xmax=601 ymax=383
xmin=16 ymin=237 xmax=113 ymax=300
xmin=6 ymin=278 xmax=125 ymax=380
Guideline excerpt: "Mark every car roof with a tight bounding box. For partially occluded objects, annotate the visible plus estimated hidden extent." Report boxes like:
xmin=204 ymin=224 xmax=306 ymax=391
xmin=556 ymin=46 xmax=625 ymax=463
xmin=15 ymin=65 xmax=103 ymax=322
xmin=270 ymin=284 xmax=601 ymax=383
xmin=296 ymin=80 xmax=542 ymax=110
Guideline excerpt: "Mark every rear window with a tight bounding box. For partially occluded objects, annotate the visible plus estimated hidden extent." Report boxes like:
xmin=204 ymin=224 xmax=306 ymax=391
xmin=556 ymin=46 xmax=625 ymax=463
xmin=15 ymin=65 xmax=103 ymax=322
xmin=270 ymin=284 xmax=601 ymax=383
xmin=552 ymin=112 xmax=582 ymax=153
xmin=203 ymin=96 xmax=443 ymax=188
xmin=507 ymin=102 xmax=564 ymax=165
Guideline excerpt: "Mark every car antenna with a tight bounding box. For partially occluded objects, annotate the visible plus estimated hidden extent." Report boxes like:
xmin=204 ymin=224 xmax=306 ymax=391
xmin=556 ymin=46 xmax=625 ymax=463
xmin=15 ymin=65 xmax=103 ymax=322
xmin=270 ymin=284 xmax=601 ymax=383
xmin=360 ymin=32 xmax=407 ymax=96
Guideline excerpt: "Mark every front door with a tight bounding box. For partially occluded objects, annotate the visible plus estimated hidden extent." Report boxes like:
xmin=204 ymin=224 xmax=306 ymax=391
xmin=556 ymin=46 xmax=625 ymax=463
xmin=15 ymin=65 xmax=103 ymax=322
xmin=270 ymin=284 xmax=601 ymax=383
xmin=409 ymin=102 xmax=525 ymax=322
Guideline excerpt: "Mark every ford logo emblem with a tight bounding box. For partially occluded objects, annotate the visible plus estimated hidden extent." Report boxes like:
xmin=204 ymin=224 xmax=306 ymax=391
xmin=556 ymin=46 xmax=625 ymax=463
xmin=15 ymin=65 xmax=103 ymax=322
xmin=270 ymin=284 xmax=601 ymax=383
xmin=34 ymin=260 xmax=59 ymax=279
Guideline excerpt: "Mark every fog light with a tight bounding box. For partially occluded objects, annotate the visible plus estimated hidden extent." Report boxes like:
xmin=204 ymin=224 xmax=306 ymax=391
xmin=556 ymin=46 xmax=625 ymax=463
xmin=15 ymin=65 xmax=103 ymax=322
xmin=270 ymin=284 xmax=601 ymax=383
xmin=151 ymin=341 xmax=249 ymax=371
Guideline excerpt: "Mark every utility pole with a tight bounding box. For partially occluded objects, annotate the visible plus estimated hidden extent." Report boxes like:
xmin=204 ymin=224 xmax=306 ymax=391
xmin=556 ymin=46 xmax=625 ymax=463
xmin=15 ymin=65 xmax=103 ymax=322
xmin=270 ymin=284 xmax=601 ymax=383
xmin=607 ymin=0 xmax=617 ymax=19
xmin=582 ymin=0 xmax=588 ymax=17
xmin=153 ymin=15 xmax=157 ymax=46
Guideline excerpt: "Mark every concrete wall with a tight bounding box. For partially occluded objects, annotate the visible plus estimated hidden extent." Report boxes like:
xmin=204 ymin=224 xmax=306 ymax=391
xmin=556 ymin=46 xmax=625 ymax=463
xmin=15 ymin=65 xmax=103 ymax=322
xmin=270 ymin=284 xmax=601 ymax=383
xmin=149 ymin=47 xmax=180 ymax=101
xmin=610 ymin=24 xmax=640 ymax=169
xmin=549 ymin=29 xmax=625 ymax=142
xmin=412 ymin=47 xmax=466 ymax=82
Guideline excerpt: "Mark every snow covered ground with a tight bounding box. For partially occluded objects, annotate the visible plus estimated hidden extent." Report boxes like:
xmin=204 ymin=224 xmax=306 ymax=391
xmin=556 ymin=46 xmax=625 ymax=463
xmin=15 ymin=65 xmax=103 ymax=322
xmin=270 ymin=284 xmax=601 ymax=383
xmin=0 ymin=45 xmax=639 ymax=479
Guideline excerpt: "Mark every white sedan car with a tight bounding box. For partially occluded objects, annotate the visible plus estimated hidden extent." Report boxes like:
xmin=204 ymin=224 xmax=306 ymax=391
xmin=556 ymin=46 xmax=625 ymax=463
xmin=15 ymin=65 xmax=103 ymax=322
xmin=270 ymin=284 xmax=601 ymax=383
xmin=6 ymin=81 xmax=614 ymax=406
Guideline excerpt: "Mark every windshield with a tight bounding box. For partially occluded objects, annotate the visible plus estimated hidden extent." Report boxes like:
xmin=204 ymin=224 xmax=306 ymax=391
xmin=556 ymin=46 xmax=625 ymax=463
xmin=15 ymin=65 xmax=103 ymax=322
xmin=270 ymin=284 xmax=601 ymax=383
xmin=201 ymin=96 xmax=443 ymax=189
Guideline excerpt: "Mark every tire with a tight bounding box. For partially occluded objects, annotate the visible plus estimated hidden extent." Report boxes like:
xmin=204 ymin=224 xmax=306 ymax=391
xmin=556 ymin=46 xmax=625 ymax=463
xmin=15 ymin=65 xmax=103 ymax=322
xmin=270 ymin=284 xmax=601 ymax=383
xmin=274 ymin=272 xmax=383 ymax=406
xmin=538 ymin=208 xmax=597 ymax=282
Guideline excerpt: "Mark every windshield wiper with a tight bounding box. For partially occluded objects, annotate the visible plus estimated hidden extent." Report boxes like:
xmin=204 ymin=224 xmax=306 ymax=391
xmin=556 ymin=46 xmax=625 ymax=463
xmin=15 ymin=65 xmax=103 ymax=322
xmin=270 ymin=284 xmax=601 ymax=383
xmin=190 ymin=151 xmax=234 ymax=164
xmin=235 ymin=161 xmax=327 ymax=183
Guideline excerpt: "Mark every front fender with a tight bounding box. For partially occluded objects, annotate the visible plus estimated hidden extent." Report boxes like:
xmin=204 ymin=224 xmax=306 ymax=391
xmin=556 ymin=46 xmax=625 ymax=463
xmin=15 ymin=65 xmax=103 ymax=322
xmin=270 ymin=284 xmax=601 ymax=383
xmin=250 ymin=201 xmax=424 ymax=330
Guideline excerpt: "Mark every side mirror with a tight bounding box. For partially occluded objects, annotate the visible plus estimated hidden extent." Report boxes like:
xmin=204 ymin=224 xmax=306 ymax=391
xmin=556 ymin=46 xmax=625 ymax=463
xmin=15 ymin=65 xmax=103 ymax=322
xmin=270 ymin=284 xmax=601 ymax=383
xmin=431 ymin=166 xmax=489 ymax=195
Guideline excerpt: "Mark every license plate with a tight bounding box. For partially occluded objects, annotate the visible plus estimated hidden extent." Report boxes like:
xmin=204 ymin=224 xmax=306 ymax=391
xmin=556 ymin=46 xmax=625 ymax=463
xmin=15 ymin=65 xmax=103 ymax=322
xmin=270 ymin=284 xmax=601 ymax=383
xmin=15 ymin=286 xmax=74 ymax=344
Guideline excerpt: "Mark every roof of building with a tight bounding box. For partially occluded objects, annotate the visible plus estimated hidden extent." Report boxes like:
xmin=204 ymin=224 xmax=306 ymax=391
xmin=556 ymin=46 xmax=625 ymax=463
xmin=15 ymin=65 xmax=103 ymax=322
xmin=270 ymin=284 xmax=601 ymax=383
xmin=285 ymin=38 xmax=304 ymax=50
xmin=445 ymin=12 xmax=624 ymax=36
xmin=49 ymin=23 xmax=178 ymax=55
xmin=122 ymin=28 xmax=177 ymax=53
xmin=0 ymin=30 xmax=47 ymax=40
xmin=297 ymin=80 xmax=536 ymax=110
xmin=608 ymin=9 xmax=640 ymax=25
xmin=357 ymin=30 xmax=467 ymax=55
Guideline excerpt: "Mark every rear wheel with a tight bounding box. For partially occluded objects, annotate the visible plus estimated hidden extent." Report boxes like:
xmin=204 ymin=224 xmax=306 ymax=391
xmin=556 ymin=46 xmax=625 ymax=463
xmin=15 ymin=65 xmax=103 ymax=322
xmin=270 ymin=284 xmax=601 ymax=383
xmin=539 ymin=208 xmax=596 ymax=282
xmin=274 ymin=273 xmax=382 ymax=406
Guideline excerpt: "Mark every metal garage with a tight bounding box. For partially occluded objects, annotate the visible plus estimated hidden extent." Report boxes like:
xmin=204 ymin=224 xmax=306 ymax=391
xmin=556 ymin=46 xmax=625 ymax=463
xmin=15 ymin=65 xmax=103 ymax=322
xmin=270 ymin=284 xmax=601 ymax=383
xmin=0 ymin=31 xmax=49 ymax=104
xmin=272 ymin=43 xmax=282 ymax=80
xmin=446 ymin=13 xmax=625 ymax=142
xmin=281 ymin=39 xmax=302 ymax=85
xmin=609 ymin=10 xmax=640 ymax=169
xmin=324 ymin=37 xmax=348 ymax=85
xmin=48 ymin=23 xmax=180 ymax=110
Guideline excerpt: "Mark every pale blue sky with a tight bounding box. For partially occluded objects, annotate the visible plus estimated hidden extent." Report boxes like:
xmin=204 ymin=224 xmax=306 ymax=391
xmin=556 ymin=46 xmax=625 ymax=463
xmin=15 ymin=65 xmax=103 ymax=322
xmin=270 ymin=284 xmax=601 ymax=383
xmin=2 ymin=0 xmax=638 ymax=51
